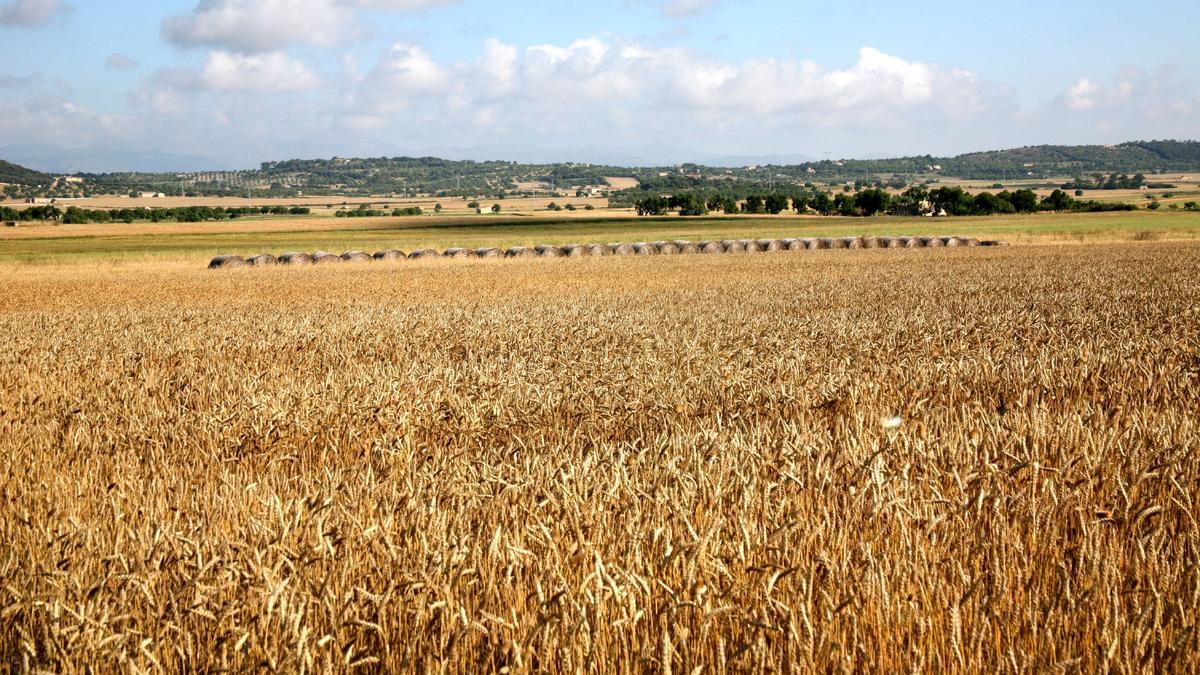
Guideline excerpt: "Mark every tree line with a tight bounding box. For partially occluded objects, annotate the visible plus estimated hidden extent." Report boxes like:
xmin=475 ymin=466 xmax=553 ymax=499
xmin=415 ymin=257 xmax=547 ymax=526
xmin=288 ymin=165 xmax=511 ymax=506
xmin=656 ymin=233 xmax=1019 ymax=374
xmin=0 ymin=205 xmax=311 ymax=223
xmin=634 ymin=187 xmax=1137 ymax=218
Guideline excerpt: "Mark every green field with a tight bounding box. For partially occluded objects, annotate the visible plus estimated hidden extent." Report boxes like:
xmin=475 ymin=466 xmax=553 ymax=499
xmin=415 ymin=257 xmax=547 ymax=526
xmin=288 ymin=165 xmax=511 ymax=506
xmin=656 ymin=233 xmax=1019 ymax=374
xmin=3 ymin=210 xmax=1199 ymax=266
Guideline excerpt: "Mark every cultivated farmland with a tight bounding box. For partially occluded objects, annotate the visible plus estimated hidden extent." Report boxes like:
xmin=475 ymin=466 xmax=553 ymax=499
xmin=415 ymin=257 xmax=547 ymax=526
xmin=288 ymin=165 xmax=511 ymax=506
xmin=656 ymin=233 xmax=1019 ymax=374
xmin=1 ymin=242 xmax=1198 ymax=671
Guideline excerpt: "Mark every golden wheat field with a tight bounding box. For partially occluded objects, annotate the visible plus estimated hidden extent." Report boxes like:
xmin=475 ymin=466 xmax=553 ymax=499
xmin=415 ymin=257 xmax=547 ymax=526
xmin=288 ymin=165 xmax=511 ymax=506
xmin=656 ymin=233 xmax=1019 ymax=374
xmin=2 ymin=243 xmax=1199 ymax=672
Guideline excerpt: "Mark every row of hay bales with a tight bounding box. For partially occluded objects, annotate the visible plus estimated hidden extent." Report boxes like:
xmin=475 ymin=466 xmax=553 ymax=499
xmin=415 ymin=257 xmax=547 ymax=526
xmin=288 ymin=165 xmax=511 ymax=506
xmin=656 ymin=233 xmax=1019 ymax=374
xmin=209 ymin=236 xmax=990 ymax=268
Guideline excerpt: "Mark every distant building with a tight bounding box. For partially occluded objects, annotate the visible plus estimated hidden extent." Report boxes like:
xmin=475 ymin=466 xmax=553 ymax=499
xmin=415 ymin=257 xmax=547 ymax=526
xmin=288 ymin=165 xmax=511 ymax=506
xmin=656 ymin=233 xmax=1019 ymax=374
xmin=138 ymin=192 xmax=166 ymax=198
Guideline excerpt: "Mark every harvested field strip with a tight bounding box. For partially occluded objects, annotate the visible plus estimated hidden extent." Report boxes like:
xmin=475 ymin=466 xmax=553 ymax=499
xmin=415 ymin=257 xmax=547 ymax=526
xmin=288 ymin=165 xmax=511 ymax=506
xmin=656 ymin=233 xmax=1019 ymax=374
xmin=2 ymin=243 xmax=1199 ymax=671
xmin=208 ymin=235 xmax=992 ymax=268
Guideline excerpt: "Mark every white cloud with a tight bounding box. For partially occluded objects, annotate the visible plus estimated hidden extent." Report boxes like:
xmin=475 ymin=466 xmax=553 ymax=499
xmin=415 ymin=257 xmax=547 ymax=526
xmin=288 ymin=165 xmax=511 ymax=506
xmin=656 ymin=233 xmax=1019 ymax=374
xmin=477 ymin=38 xmax=518 ymax=99
xmin=1061 ymin=67 xmax=1196 ymax=119
xmin=629 ymin=0 xmax=727 ymax=18
xmin=162 ymin=0 xmax=459 ymax=52
xmin=328 ymin=38 xmax=998 ymax=149
xmin=660 ymin=0 xmax=719 ymax=17
xmin=1066 ymin=78 xmax=1100 ymax=111
xmin=106 ymin=53 xmax=140 ymax=71
xmin=163 ymin=0 xmax=354 ymax=52
xmin=199 ymin=51 xmax=323 ymax=92
xmin=349 ymin=0 xmax=459 ymax=7
xmin=0 ymin=0 xmax=71 ymax=26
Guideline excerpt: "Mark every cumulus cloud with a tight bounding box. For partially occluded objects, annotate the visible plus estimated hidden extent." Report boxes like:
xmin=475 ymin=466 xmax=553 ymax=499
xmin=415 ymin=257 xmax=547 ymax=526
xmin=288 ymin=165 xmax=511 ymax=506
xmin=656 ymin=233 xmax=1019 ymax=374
xmin=1060 ymin=66 xmax=1196 ymax=119
xmin=1065 ymin=78 xmax=1099 ymax=111
xmin=328 ymin=38 xmax=998 ymax=148
xmin=163 ymin=0 xmax=354 ymax=52
xmin=401 ymin=40 xmax=985 ymax=126
xmin=162 ymin=0 xmax=459 ymax=52
xmin=198 ymin=51 xmax=323 ymax=92
xmin=0 ymin=0 xmax=71 ymax=26
xmin=0 ymin=95 xmax=130 ymax=150
xmin=106 ymin=53 xmax=140 ymax=71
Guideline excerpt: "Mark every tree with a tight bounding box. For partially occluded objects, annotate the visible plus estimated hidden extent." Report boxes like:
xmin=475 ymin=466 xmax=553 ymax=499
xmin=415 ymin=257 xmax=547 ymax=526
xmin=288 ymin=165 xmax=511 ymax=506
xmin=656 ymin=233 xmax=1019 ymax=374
xmin=1009 ymin=189 xmax=1039 ymax=213
xmin=434 ymin=203 xmax=443 ymax=213
xmin=833 ymin=193 xmax=856 ymax=216
xmin=853 ymin=188 xmax=890 ymax=216
xmin=467 ymin=200 xmax=480 ymax=209
xmin=635 ymin=196 xmax=669 ymax=216
xmin=491 ymin=203 xmax=502 ymax=213
xmin=929 ymin=186 xmax=972 ymax=216
xmin=547 ymin=202 xmax=562 ymax=211
xmin=707 ymin=195 xmax=737 ymax=214
xmin=809 ymin=192 xmax=834 ymax=216
xmin=764 ymin=194 xmax=789 ymax=214
xmin=742 ymin=195 xmax=765 ymax=214
xmin=673 ymin=194 xmax=708 ymax=217
xmin=971 ymin=192 xmax=1013 ymax=215
xmin=1041 ymin=189 xmax=1073 ymax=212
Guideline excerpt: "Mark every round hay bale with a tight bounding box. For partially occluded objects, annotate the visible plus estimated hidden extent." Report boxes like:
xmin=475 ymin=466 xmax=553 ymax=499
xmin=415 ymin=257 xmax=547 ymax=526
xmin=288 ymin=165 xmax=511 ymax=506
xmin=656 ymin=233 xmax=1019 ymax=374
xmin=758 ymin=239 xmax=785 ymax=252
xmin=920 ymin=236 xmax=944 ymax=248
xmin=740 ymin=239 xmax=763 ymax=253
xmin=861 ymin=236 xmax=883 ymax=249
xmin=312 ymin=251 xmax=342 ymax=265
xmin=504 ymin=246 xmax=537 ymax=258
xmin=474 ymin=247 xmax=501 ymax=258
xmin=408 ymin=248 xmax=441 ymax=259
xmin=585 ymin=243 xmax=613 ymax=256
xmin=562 ymin=244 xmax=587 ymax=257
xmin=208 ymin=255 xmax=247 ymax=269
xmin=942 ymin=236 xmax=963 ymax=247
xmin=785 ymin=238 xmax=809 ymax=251
xmin=897 ymin=236 xmax=918 ymax=248
xmin=875 ymin=237 xmax=898 ymax=249
xmin=443 ymin=247 xmax=474 ymax=259
xmin=535 ymin=244 xmax=565 ymax=257
xmin=962 ymin=237 xmax=981 ymax=247
xmin=373 ymin=249 xmax=406 ymax=261
xmin=340 ymin=250 xmax=372 ymax=262
xmin=673 ymin=240 xmax=701 ymax=254
xmin=722 ymin=240 xmax=746 ymax=253
xmin=841 ymin=237 xmax=863 ymax=249
xmin=246 ymin=253 xmax=277 ymax=266
xmin=279 ymin=252 xmax=313 ymax=266
xmin=826 ymin=238 xmax=847 ymax=249
xmin=698 ymin=240 xmax=724 ymax=254
xmin=633 ymin=242 xmax=659 ymax=256
xmin=611 ymin=243 xmax=636 ymax=256
xmin=655 ymin=241 xmax=681 ymax=255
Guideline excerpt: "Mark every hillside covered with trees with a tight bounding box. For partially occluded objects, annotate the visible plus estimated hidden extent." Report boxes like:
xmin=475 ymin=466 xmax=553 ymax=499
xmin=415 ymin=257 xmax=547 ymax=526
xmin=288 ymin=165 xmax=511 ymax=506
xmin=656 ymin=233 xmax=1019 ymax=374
xmin=2 ymin=140 xmax=1198 ymax=200
xmin=0 ymin=160 xmax=53 ymax=187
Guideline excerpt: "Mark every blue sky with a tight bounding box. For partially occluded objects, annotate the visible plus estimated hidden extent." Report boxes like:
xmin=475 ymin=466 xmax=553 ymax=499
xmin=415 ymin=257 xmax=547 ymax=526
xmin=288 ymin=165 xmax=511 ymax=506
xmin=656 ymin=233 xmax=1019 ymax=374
xmin=1 ymin=0 xmax=1197 ymax=171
